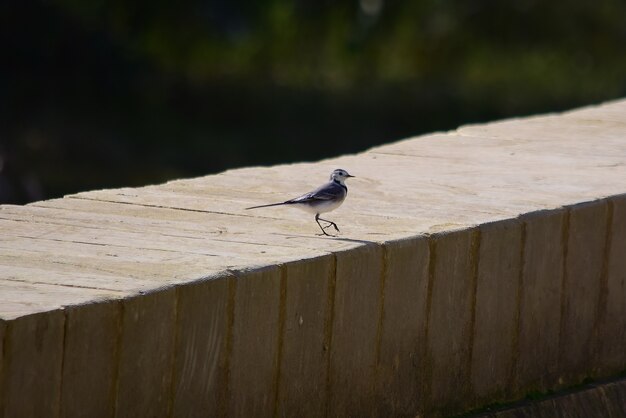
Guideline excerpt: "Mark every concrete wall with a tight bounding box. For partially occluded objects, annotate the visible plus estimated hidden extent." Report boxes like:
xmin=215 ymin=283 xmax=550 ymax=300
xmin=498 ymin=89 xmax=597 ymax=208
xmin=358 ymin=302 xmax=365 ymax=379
xmin=2 ymin=99 xmax=626 ymax=417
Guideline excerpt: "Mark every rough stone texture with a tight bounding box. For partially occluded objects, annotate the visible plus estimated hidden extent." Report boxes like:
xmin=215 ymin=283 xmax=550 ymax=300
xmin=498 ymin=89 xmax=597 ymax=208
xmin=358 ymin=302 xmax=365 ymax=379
xmin=1 ymin=311 xmax=65 ymax=418
xmin=595 ymin=195 xmax=626 ymax=376
xmin=228 ymin=267 xmax=281 ymax=417
xmin=114 ymin=289 xmax=177 ymax=418
xmin=471 ymin=378 xmax=626 ymax=418
xmin=1 ymin=99 xmax=626 ymax=417
xmin=328 ymin=245 xmax=383 ymax=416
xmin=515 ymin=210 xmax=565 ymax=394
xmin=276 ymin=255 xmax=334 ymax=417
xmin=376 ymin=237 xmax=430 ymax=417
xmin=171 ymin=276 xmax=230 ymax=418
xmin=60 ymin=300 xmax=121 ymax=418
xmin=491 ymin=401 xmax=558 ymax=418
xmin=602 ymin=379 xmax=626 ymax=416
xmin=425 ymin=229 xmax=478 ymax=416
xmin=556 ymin=386 xmax=617 ymax=417
xmin=471 ymin=220 xmax=522 ymax=403
xmin=559 ymin=201 xmax=608 ymax=383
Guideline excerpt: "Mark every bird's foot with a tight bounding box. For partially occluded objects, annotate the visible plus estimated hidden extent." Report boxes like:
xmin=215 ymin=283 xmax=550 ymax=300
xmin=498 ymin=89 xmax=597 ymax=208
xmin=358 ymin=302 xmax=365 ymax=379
xmin=317 ymin=226 xmax=337 ymax=237
xmin=317 ymin=231 xmax=337 ymax=237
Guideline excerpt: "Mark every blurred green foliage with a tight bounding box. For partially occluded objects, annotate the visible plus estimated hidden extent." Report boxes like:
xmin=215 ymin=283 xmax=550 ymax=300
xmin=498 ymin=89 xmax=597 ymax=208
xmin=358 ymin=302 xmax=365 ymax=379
xmin=1 ymin=0 xmax=625 ymax=203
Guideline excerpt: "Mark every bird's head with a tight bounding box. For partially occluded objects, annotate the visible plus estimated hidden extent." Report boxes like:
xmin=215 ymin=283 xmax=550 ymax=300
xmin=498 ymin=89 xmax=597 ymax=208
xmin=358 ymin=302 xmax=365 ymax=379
xmin=330 ymin=169 xmax=355 ymax=184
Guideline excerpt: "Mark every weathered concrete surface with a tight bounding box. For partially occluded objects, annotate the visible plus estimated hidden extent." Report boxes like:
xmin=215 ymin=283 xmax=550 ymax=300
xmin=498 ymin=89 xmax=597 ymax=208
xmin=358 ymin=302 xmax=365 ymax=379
xmin=595 ymin=195 xmax=626 ymax=377
xmin=471 ymin=220 xmax=522 ymax=404
xmin=1 ymin=99 xmax=626 ymax=417
xmin=276 ymin=255 xmax=334 ymax=417
xmin=228 ymin=267 xmax=282 ymax=417
xmin=0 ymin=321 xmax=5 ymax=417
xmin=328 ymin=245 xmax=383 ymax=416
xmin=1 ymin=310 xmax=64 ymax=418
xmin=559 ymin=201 xmax=608 ymax=384
xmin=114 ymin=289 xmax=177 ymax=418
xmin=171 ymin=276 xmax=230 ymax=418
xmin=514 ymin=210 xmax=565 ymax=394
xmin=425 ymin=229 xmax=478 ymax=416
xmin=60 ymin=300 xmax=121 ymax=418
xmin=377 ymin=237 xmax=430 ymax=416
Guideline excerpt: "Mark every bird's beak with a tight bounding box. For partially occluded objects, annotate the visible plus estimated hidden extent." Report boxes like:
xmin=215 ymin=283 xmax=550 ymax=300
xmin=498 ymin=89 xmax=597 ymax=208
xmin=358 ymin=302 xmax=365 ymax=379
xmin=348 ymin=174 xmax=355 ymax=178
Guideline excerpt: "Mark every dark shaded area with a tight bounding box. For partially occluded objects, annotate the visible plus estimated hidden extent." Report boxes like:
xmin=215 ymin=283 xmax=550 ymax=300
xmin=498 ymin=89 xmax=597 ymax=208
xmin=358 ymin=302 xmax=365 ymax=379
xmin=2 ymin=0 xmax=625 ymax=204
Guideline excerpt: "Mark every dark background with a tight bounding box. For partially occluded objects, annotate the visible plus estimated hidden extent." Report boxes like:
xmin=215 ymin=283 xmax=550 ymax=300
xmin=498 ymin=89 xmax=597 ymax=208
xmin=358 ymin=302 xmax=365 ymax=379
xmin=2 ymin=0 xmax=625 ymax=204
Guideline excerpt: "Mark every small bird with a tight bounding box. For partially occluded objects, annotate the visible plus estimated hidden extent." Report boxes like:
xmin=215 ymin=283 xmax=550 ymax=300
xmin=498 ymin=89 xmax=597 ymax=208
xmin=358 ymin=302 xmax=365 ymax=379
xmin=246 ymin=169 xmax=355 ymax=236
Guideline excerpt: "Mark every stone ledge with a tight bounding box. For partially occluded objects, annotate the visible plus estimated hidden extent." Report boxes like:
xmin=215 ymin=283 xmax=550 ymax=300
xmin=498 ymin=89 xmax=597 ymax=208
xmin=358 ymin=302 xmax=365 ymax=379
xmin=1 ymin=99 xmax=626 ymax=417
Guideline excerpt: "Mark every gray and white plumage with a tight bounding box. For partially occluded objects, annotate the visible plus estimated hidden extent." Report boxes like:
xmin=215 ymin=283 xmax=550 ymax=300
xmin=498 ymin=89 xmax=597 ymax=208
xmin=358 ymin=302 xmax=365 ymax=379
xmin=245 ymin=169 xmax=355 ymax=236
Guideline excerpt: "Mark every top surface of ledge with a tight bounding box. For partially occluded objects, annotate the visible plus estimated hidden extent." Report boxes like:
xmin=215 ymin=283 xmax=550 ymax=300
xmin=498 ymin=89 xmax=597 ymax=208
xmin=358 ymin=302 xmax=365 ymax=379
xmin=2 ymin=99 xmax=626 ymax=319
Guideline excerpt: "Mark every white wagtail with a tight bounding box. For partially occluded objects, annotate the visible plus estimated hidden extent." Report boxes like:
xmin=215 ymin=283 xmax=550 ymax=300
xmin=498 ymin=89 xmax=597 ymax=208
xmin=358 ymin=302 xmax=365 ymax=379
xmin=246 ymin=169 xmax=355 ymax=236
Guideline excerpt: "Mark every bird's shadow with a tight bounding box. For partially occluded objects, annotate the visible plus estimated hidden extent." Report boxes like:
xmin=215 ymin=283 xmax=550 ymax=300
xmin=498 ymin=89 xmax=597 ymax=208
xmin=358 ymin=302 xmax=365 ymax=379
xmin=278 ymin=233 xmax=377 ymax=246
xmin=326 ymin=237 xmax=378 ymax=245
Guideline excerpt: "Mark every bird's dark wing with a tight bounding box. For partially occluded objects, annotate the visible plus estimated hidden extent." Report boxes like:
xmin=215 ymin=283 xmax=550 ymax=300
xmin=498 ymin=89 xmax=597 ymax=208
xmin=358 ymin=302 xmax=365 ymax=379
xmin=286 ymin=181 xmax=342 ymax=204
xmin=247 ymin=181 xmax=345 ymax=209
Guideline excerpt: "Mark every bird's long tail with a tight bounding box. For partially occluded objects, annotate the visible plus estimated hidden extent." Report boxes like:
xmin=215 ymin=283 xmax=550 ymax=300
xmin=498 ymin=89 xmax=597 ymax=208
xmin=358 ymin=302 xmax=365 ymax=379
xmin=245 ymin=202 xmax=289 ymax=210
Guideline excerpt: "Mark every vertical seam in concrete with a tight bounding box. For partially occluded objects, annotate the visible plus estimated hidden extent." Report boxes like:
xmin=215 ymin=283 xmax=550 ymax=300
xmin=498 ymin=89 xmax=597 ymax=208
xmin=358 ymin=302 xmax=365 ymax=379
xmin=324 ymin=253 xmax=338 ymax=418
xmin=56 ymin=309 xmax=69 ymax=418
xmin=509 ymin=220 xmax=526 ymax=395
xmin=272 ymin=265 xmax=288 ymax=417
xmin=422 ymin=235 xmax=437 ymax=412
xmin=375 ymin=244 xmax=389 ymax=368
xmin=221 ymin=274 xmax=238 ymax=418
xmin=166 ymin=288 xmax=181 ymax=418
xmin=111 ymin=300 xmax=125 ymax=418
xmin=593 ymin=199 xmax=614 ymax=374
xmin=557 ymin=209 xmax=571 ymax=384
xmin=466 ymin=228 xmax=482 ymax=401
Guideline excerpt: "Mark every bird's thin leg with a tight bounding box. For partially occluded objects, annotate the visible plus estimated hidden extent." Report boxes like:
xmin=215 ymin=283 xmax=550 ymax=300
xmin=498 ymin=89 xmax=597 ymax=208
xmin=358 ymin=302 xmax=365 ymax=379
xmin=315 ymin=214 xmax=332 ymax=236
xmin=321 ymin=222 xmax=335 ymax=230
xmin=317 ymin=216 xmax=340 ymax=232
xmin=316 ymin=218 xmax=334 ymax=230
